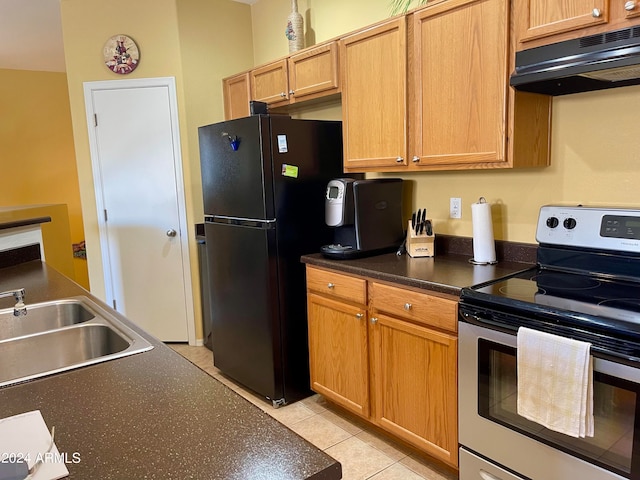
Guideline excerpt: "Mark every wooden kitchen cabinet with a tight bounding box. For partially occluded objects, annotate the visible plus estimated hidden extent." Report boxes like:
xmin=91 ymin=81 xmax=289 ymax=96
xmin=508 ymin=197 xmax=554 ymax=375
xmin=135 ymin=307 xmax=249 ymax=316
xmin=306 ymin=267 xmax=369 ymax=417
xmin=288 ymin=42 xmax=340 ymax=103
xmin=410 ymin=0 xmax=508 ymax=168
xmin=340 ymin=0 xmax=550 ymax=173
xmin=251 ymin=59 xmax=290 ymax=106
xmin=305 ymin=265 xmax=459 ymax=468
xmin=245 ymin=41 xmax=340 ymax=109
xmin=222 ymin=72 xmax=251 ymax=120
xmin=514 ymin=0 xmax=640 ymax=50
xmin=340 ymin=18 xmax=408 ymax=171
xmin=369 ymin=282 xmax=458 ymax=467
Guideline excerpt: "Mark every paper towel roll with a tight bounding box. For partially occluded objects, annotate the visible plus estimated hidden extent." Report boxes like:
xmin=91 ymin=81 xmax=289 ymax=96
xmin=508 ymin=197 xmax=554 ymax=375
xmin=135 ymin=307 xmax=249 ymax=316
xmin=471 ymin=197 xmax=497 ymax=264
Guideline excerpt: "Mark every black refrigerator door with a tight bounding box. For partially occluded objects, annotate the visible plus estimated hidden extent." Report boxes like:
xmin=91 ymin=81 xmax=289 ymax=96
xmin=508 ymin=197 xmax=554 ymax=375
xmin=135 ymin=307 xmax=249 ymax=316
xmin=199 ymin=116 xmax=275 ymax=219
xmin=204 ymin=221 xmax=282 ymax=401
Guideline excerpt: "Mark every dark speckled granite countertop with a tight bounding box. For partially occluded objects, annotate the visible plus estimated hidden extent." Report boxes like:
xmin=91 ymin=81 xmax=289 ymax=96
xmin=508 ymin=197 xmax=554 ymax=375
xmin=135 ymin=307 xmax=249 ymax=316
xmin=301 ymin=250 xmax=535 ymax=297
xmin=0 ymin=261 xmax=341 ymax=480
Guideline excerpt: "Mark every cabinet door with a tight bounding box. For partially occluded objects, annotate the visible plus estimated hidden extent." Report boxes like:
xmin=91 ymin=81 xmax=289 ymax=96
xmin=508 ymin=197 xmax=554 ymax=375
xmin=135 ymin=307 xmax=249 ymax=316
xmin=411 ymin=0 xmax=508 ymax=169
xmin=307 ymin=293 xmax=370 ymax=417
xmin=340 ymin=18 xmax=408 ymax=171
xmin=371 ymin=313 xmax=458 ymax=467
xmin=288 ymin=42 xmax=339 ymax=103
xmin=251 ymin=59 xmax=289 ymax=105
xmin=517 ymin=0 xmax=608 ymax=43
xmin=223 ymin=72 xmax=251 ymax=120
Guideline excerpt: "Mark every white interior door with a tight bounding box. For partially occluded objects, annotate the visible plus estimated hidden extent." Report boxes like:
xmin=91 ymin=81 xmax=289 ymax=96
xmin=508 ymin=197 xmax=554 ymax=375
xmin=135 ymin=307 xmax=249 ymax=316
xmin=84 ymin=78 xmax=192 ymax=342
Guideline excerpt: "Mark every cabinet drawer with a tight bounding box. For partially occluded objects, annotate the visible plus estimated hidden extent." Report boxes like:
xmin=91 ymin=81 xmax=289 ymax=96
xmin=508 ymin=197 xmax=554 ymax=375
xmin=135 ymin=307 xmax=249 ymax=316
xmin=370 ymin=282 xmax=457 ymax=332
xmin=306 ymin=266 xmax=366 ymax=305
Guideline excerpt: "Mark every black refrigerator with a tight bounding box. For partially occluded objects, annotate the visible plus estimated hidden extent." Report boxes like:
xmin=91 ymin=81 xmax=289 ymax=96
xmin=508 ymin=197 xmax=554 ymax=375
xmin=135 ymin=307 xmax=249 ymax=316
xmin=198 ymin=115 xmax=344 ymax=407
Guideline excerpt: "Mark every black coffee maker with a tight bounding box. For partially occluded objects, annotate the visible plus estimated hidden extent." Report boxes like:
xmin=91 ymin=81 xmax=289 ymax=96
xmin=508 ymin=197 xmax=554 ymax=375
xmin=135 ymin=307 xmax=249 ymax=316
xmin=320 ymin=178 xmax=404 ymax=260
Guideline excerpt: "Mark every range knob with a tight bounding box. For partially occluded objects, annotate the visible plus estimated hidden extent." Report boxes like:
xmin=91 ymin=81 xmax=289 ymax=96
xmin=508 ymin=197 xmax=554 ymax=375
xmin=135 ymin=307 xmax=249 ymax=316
xmin=546 ymin=216 xmax=559 ymax=228
xmin=563 ymin=217 xmax=577 ymax=230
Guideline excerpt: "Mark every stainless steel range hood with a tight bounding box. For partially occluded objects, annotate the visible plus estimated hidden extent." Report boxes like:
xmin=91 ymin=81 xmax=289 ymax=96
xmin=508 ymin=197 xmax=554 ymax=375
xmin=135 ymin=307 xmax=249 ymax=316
xmin=510 ymin=26 xmax=640 ymax=95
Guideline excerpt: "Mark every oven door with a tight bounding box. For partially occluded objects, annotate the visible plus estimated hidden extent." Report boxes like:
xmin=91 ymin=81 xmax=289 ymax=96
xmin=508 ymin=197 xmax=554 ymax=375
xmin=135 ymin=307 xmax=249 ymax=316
xmin=459 ymin=314 xmax=640 ymax=480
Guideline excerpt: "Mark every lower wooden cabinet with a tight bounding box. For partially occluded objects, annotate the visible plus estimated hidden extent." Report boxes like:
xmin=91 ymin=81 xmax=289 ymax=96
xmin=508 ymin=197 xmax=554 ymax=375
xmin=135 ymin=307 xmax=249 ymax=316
xmin=371 ymin=312 xmax=458 ymax=466
xmin=306 ymin=265 xmax=459 ymax=468
xmin=307 ymin=293 xmax=369 ymax=417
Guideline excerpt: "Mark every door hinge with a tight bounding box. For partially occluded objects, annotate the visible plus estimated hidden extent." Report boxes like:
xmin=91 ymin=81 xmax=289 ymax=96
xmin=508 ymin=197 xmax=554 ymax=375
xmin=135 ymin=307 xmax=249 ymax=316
xmin=94 ymin=113 xmax=98 ymax=127
xmin=104 ymin=209 xmax=108 ymax=222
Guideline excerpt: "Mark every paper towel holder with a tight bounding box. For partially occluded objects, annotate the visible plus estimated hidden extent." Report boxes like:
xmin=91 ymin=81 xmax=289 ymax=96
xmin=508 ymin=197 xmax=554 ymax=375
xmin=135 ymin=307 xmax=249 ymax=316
xmin=469 ymin=197 xmax=498 ymax=266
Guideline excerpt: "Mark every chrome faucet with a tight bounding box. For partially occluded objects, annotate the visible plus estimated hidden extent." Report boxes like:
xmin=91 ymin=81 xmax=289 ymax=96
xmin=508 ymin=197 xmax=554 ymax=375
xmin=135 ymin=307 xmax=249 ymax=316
xmin=0 ymin=288 xmax=27 ymax=316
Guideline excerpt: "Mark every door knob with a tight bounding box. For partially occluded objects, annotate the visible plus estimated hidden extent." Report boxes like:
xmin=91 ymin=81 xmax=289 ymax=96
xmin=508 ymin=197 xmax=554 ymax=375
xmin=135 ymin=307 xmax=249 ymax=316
xmin=592 ymin=8 xmax=601 ymax=17
xmin=626 ymin=1 xmax=636 ymax=10
xmin=166 ymin=229 xmax=177 ymax=237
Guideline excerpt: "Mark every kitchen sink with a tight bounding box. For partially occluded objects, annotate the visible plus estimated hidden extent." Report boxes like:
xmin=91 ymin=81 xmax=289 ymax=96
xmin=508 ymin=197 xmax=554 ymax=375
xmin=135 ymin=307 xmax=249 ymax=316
xmin=0 ymin=296 xmax=153 ymax=387
xmin=0 ymin=299 xmax=95 ymax=341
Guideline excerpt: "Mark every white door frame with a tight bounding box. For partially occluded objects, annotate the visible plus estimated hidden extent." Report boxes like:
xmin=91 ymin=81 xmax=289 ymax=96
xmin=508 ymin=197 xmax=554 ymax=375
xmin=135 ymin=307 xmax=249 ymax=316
xmin=83 ymin=76 xmax=196 ymax=345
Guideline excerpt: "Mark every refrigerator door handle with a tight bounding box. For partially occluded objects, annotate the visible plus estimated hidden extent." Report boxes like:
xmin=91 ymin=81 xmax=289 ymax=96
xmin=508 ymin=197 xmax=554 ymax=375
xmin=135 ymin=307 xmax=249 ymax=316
xmin=205 ymin=215 xmax=277 ymax=229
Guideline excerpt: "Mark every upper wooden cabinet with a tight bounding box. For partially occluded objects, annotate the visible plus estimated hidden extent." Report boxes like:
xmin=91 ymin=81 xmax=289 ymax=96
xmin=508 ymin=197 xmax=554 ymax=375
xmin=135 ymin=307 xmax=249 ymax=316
xmin=222 ymin=42 xmax=340 ymax=119
xmin=251 ymin=59 xmax=290 ymax=106
xmin=340 ymin=18 xmax=408 ymax=171
xmin=340 ymin=0 xmax=550 ymax=173
xmin=222 ymin=72 xmax=251 ymax=121
xmin=514 ymin=0 xmax=640 ymax=49
xmin=411 ymin=0 xmax=509 ymax=168
xmin=288 ymin=42 xmax=340 ymax=102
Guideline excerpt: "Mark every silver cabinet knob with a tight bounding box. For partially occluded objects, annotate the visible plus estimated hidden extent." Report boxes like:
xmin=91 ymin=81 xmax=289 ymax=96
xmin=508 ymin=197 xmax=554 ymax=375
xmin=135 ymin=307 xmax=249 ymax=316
xmin=396 ymin=157 xmax=404 ymax=163
xmin=592 ymin=8 xmax=601 ymax=17
xmin=412 ymin=156 xmax=420 ymax=163
xmin=404 ymin=303 xmax=412 ymax=311
xmin=280 ymin=92 xmax=287 ymax=97
xmin=327 ymin=283 xmax=335 ymax=289
xmin=356 ymin=313 xmax=364 ymax=319
xmin=371 ymin=317 xmax=378 ymax=324
xmin=626 ymin=1 xmax=636 ymax=10
xmin=289 ymin=90 xmax=295 ymax=95
xmin=166 ymin=229 xmax=177 ymax=237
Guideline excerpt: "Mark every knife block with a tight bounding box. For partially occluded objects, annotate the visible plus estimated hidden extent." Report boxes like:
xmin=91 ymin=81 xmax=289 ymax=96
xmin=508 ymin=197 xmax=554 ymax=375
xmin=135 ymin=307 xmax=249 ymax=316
xmin=406 ymin=220 xmax=435 ymax=258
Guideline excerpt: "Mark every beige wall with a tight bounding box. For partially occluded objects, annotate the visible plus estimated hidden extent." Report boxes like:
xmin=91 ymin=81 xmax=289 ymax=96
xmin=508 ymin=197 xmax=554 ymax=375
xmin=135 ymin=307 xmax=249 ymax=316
xmin=176 ymin=0 xmax=254 ymax=223
xmin=60 ymin=0 xmax=253 ymax=341
xmin=0 ymin=68 xmax=88 ymax=288
xmin=251 ymin=0 xmax=391 ymax=65
xmin=251 ymin=0 xmax=640 ymax=245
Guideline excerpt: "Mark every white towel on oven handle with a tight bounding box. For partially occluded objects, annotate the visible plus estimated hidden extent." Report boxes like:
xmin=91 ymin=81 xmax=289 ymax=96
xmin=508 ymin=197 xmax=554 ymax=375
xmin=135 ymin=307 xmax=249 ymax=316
xmin=516 ymin=327 xmax=594 ymax=438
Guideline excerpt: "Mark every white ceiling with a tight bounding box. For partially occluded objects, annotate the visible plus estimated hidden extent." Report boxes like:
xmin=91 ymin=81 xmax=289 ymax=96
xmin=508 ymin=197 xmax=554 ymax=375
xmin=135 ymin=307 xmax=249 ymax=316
xmin=0 ymin=0 xmax=257 ymax=73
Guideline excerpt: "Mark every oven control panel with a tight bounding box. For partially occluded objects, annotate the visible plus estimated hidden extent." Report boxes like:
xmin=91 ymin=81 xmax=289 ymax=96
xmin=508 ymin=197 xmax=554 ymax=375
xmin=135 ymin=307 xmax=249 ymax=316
xmin=536 ymin=205 xmax=640 ymax=252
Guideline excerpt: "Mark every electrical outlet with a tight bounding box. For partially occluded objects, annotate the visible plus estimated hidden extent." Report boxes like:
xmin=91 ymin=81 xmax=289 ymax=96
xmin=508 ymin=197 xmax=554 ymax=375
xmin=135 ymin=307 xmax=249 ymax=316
xmin=450 ymin=197 xmax=462 ymax=219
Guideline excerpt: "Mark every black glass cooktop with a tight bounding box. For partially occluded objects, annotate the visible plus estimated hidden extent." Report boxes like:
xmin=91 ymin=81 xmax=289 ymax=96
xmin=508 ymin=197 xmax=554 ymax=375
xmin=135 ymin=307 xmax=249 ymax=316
xmin=460 ymin=267 xmax=640 ymax=363
xmin=462 ymin=267 xmax=640 ymax=335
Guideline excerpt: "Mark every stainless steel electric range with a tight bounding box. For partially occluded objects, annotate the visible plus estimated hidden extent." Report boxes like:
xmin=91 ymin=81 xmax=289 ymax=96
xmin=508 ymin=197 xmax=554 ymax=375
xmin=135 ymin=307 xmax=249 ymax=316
xmin=458 ymin=205 xmax=640 ymax=480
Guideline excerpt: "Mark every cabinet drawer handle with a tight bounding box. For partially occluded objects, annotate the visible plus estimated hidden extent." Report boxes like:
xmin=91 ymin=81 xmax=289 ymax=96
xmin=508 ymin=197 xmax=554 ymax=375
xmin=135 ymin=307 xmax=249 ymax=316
xmin=412 ymin=155 xmax=420 ymax=163
xmin=327 ymin=283 xmax=335 ymax=289
xmin=404 ymin=303 xmax=412 ymax=311
xmin=371 ymin=317 xmax=378 ymax=324
xmin=626 ymin=1 xmax=636 ymax=10
xmin=592 ymin=8 xmax=601 ymax=17
xmin=396 ymin=156 xmax=404 ymax=163
xmin=356 ymin=313 xmax=364 ymax=319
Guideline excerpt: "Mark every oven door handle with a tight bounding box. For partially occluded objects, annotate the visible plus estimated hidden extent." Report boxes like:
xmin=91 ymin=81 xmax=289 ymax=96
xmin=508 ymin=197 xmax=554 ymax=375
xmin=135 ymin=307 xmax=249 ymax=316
xmin=460 ymin=309 xmax=518 ymax=335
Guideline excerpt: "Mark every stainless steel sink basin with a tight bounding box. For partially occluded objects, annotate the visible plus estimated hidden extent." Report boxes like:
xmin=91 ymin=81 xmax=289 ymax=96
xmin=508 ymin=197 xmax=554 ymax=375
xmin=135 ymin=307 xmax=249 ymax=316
xmin=0 ymin=299 xmax=95 ymax=341
xmin=0 ymin=296 xmax=153 ymax=387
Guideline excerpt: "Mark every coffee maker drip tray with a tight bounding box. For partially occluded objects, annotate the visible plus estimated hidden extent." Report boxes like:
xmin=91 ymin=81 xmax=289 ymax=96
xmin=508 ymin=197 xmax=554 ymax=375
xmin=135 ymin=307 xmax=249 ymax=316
xmin=320 ymin=243 xmax=396 ymax=260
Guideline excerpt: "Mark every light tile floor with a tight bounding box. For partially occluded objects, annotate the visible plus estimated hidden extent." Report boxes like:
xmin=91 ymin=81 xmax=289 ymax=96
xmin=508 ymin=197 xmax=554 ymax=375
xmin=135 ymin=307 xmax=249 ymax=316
xmin=169 ymin=343 xmax=458 ymax=480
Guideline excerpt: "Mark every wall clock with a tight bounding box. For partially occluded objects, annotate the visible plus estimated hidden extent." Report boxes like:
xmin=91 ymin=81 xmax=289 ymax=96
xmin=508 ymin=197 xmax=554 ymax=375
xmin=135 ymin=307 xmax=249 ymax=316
xmin=103 ymin=35 xmax=140 ymax=74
